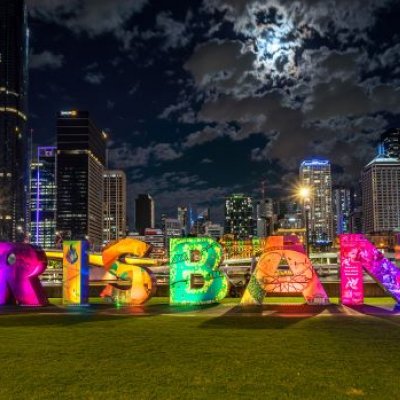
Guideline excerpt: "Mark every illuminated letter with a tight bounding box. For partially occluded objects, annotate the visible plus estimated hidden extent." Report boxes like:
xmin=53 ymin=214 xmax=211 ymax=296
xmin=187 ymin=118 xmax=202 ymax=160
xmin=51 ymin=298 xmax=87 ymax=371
xmin=339 ymin=235 xmax=364 ymax=305
xmin=169 ymin=238 xmax=228 ymax=305
xmin=0 ymin=243 xmax=48 ymax=306
xmin=340 ymin=234 xmax=400 ymax=305
xmin=101 ymin=238 xmax=156 ymax=305
xmin=62 ymin=241 xmax=89 ymax=306
xmin=241 ymin=236 xmax=329 ymax=306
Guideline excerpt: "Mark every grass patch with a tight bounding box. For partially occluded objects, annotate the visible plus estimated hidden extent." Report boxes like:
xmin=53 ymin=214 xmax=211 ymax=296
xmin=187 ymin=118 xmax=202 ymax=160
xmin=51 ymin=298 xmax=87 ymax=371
xmin=0 ymin=301 xmax=399 ymax=399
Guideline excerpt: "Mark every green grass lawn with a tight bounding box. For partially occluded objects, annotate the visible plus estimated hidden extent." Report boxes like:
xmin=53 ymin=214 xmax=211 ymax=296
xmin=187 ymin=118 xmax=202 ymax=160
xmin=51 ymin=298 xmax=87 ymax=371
xmin=0 ymin=298 xmax=399 ymax=400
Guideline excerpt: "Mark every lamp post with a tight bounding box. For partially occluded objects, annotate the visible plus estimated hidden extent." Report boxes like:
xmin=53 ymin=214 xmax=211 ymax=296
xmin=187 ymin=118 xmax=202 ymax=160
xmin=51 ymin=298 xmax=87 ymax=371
xmin=298 ymin=186 xmax=311 ymax=257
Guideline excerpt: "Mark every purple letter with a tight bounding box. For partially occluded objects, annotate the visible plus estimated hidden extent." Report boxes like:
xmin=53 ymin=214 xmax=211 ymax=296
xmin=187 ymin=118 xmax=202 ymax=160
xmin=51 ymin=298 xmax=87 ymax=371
xmin=0 ymin=243 xmax=48 ymax=306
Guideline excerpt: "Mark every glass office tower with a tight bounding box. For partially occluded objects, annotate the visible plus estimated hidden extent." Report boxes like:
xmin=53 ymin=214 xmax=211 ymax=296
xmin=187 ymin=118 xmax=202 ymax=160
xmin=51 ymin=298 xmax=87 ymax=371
xmin=29 ymin=147 xmax=57 ymax=247
xmin=56 ymin=111 xmax=107 ymax=248
xmin=0 ymin=0 xmax=28 ymax=240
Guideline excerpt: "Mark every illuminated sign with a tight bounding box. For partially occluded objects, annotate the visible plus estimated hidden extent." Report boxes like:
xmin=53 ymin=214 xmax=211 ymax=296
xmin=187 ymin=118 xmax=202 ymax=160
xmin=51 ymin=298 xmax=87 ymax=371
xmin=0 ymin=243 xmax=48 ymax=306
xmin=340 ymin=235 xmax=364 ymax=305
xmin=340 ymin=234 xmax=400 ymax=305
xmin=241 ymin=236 xmax=329 ymax=305
xmin=169 ymin=238 xmax=228 ymax=305
xmin=62 ymin=241 xmax=89 ymax=306
xmin=101 ymin=238 xmax=156 ymax=305
xmin=301 ymin=159 xmax=330 ymax=166
xmin=60 ymin=110 xmax=77 ymax=117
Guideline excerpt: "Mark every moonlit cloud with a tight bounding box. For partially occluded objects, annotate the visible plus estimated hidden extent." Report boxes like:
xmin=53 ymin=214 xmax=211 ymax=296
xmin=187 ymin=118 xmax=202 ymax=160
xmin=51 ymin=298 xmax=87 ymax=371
xmin=29 ymin=0 xmax=400 ymax=222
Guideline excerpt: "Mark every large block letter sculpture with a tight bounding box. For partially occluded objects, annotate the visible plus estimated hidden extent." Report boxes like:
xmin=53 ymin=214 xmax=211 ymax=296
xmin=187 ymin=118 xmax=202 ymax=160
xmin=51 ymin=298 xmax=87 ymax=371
xmin=340 ymin=235 xmax=364 ymax=305
xmin=101 ymin=238 xmax=156 ymax=305
xmin=63 ymin=241 xmax=89 ymax=306
xmin=340 ymin=234 xmax=400 ymax=305
xmin=169 ymin=238 xmax=228 ymax=305
xmin=0 ymin=243 xmax=48 ymax=306
xmin=241 ymin=235 xmax=329 ymax=306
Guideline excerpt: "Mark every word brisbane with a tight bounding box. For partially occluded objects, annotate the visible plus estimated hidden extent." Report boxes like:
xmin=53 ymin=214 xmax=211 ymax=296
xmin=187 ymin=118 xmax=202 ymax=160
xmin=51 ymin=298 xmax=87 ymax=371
xmin=0 ymin=235 xmax=399 ymax=308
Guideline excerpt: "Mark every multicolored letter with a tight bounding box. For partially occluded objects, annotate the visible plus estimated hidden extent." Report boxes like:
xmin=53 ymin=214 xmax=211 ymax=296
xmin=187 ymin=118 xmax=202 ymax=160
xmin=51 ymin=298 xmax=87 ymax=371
xmin=169 ymin=238 xmax=228 ymax=305
xmin=340 ymin=234 xmax=400 ymax=305
xmin=62 ymin=241 xmax=89 ymax=306
xmin=101 ymin=238 xmax=156 ymax=305
xmin=241 ymin=236 xmax=329 ymax=306
xmin=339 ymin=235 xmax=364 ymax=305
xmin=0 ymin=243 xmax=48 ymax=306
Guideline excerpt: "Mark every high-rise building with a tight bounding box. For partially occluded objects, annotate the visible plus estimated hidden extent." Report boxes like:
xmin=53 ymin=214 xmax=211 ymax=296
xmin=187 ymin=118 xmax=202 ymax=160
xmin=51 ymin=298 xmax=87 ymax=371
xmin=103 ymin=170 xmax=126 ymax=244
xmin=256 ymin=198 xmax=274 ymax=237
xmin=190 ymin=207 xmax=211 ymax=235
xmin=56 ymin=110 xmax=107 ymax=248
xmin=164 ymin=218 xmax=181 ymax=238
xmin=135 ymin=194 xmax=155 ymax=235
xmin=29 ymin=147 xmax=57 ymax=248
xmin=224 ymin=194 xmax=254 ymax=239
xmin=349 ymin=206 xmax=363 ymax=234
xmin=381 ymin=128 xmax=400 ymax=159
xmin=333 ymin=187 xmax=352 ymax=235
xmin=362 ymin=155 xmax=400 ymax=233
xmin=177 ymin=206 xmax=188 ymax=235
xmin=0 ymin=0 xmax=28 ymax=241
xmin=299 ymin=159 xmax=333 ymax=244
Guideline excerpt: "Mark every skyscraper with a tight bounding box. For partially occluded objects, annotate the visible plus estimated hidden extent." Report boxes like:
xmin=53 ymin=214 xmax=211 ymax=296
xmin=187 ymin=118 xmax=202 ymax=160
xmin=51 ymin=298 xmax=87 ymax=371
xmin=333 ymin=187 xmax=352 ymax=235
xmin=0 ymin=0 xmax=28 ymax=240
xmin=381 ymin=128 xmax=400 ymax=159
xmin=224 ymin=194 xmax=254 ymax=239
xmin=29 ymin=147 xmax=57 ymax=248
xmin=135 ymin=194 xmax=155 ymax=235
xmin=256 ymin=198 xmax=274 ymax=237
xmin=103 ymin=170 xmax=127 ymax=244
xmin=362 ymin=155 xmax=400 ymax=233
xmin=299 ymin=159 xmax=333 ymax=244
xmin=56 ymin=110 xmax=107 ymax=248
xmin=177 ymin=206 xmax=188 ymax=235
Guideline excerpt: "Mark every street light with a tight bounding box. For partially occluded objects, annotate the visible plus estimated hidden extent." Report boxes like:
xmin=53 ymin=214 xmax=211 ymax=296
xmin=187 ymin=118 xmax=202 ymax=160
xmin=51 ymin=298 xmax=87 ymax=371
xmin=298 ymin=186 xmax=312 ymax=256
xmin=298 ymin=187 xmax=311 ymax=199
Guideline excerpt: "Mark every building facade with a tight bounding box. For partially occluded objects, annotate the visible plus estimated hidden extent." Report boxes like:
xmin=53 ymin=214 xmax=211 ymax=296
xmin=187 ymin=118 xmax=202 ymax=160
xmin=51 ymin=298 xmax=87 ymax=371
xmin=143 ymin=228 xmax=165 ymax=259
xmin=256 ymin=198 xmax=274 ymax=237
xmin=362 ymin=156 xmax=400 ymax=233
xmin=103 ymin=170 xmax=126 ymax=244
xmin=135 ymin=194 xmax=155 ymax=235
xmin=177 ymin=206 xmax=188 ymax=235
xmin=381 ymin=128 xmax=400 ymax=159
xmin=299 ymin=159 xmax=333 ymax=244
xmin=56 ymin=110 xmax=107 ymax=248
xmin=29 ymin=147 xmax=57 ymax=248
xmin=224 ymin=194 xmax=254 ymax=239
xmin=0 ymin=0 xmax=28 ymax=240
xmin=204 ymin=223 xmax=224 ymax=240
xmin=333 ymin=187 xmax=352 ymax=235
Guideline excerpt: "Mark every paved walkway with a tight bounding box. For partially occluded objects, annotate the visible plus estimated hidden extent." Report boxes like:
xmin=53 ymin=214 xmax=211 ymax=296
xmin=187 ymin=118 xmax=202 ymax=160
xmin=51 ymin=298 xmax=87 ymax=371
xmin=0 ymin=302 xmax=399 ymax=318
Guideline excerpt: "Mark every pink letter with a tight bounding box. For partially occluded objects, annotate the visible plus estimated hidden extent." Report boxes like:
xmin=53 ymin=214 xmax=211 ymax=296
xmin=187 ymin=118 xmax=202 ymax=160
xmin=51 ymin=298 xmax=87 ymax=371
xmin=0 ymin=243 xmax=48 ymax=306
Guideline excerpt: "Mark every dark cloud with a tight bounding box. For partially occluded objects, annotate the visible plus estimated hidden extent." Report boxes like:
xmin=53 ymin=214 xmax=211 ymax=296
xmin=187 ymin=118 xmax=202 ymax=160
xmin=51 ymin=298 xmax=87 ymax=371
xmin=84 ymin=71 xmax=105 ymax=85
xmin=27 ymin=0 xmax=147 ymax=38
xmin=109 ymin=143 xmax=182 ymax=170
xmin=156 ymin=11 xmax=193 ymax=50
xmin=30 ymin=50 xmax=64 ymax=69
xmin=29 ymin=0 xmax=400 ymax=222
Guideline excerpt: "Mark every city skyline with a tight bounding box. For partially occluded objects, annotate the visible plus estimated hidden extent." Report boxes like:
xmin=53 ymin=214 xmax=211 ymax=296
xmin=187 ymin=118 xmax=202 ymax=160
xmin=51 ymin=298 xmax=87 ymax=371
xmin=27 ymin=0 xmax=400 ymax=222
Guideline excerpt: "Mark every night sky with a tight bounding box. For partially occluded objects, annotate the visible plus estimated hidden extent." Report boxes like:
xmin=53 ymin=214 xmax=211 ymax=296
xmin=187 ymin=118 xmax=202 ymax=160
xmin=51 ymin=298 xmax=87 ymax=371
xmin=27 ymin=0 xmax=400 ymax=226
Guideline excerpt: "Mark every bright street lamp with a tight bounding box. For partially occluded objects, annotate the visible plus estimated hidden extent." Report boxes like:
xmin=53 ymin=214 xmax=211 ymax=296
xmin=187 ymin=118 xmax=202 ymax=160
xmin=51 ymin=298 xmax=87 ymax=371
xmin=298 ymin=186 xmax=311 ymax=199
xmin=297 ymin=186 xmax=312 ymax=256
